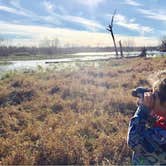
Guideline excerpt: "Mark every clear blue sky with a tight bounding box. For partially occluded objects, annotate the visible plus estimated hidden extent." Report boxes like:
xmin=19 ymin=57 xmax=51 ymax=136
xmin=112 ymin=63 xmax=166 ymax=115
xmin=0 ymin=0 xmax=165 ymax=47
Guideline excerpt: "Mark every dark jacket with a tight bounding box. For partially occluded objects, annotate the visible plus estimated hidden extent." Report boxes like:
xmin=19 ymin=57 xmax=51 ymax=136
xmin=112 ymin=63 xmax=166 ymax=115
xmin=127 ymin=105 xmax=166 ymax=165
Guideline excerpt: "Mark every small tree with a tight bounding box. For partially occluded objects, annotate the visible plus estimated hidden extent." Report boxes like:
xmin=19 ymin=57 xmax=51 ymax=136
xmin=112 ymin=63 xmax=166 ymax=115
xmin=139 ymin=47 xmax=147 ymax=58
xmin=123 ymin=38 xmax=135 ymax=55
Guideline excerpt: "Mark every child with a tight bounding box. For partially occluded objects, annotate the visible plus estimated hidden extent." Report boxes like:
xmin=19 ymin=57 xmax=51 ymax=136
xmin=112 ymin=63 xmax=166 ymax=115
xmin=127 ymin=77 xmax=166 ymax=165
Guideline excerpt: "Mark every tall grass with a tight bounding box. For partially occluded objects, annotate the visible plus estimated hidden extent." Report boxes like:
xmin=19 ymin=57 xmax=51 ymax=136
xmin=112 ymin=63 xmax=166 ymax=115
xmin=0 ymin=57 xmax=165 ymax=165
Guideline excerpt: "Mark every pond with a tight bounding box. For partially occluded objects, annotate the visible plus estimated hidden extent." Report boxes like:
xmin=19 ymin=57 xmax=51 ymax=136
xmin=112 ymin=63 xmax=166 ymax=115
xmin=0 ymin=52 xmax=118 ymax=75
xmin=0 ymin=51 xmax=165 ymax=77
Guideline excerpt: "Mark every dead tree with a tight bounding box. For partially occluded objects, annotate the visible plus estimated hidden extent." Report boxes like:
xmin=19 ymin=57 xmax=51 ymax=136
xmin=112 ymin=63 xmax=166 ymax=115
xmin=107 ymin=10 xmax=119 ymax=58
xmin=119 ymin=40 xmax=123 ymax=58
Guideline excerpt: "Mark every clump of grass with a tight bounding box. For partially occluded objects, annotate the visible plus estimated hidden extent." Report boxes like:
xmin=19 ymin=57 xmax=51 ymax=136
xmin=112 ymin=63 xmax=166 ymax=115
xmin=1 ymin=71 xmax=16 ymax=80
xmin=0 ymin=57 xmax=165 ymax=165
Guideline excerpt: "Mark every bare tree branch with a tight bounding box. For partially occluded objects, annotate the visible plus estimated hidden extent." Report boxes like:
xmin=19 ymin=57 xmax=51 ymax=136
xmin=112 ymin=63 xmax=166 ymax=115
xmin=107 ymin=9 xmax=119 ymax=57
xmin=111 ymin=9 xmax=116 ymax=27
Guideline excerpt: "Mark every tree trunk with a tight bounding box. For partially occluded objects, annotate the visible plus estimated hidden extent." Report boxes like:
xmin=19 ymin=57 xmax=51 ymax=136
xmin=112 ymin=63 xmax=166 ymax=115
xmin=119 ymin=40 xmax=123 ymax=58
xmin=110 ymin=30 xmax=118 ymax=57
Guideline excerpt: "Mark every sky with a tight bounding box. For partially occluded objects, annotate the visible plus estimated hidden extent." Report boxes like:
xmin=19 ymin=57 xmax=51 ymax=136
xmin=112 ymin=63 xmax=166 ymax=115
xmin=0 ymin=0 xmax=166 ymax=47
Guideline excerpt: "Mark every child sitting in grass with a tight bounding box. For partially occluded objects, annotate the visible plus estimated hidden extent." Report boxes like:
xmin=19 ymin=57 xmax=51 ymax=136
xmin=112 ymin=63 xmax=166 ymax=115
xmin=127 ymin=76 xmax=166 ymax=165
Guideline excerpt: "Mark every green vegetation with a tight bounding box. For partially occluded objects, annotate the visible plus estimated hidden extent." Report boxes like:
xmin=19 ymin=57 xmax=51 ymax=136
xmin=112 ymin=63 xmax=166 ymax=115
xmin=0 ymin=57 xmax=165 ymax=165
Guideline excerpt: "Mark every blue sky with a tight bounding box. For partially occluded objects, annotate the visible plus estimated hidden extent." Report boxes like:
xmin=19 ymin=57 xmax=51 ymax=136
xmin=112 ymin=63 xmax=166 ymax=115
xmin=0 ymin=0 xmax=165 ymax=47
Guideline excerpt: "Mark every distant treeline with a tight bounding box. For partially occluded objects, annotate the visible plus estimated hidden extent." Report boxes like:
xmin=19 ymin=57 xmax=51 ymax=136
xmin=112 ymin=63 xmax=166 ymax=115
xmin=0 ymin=46 xmax=160 ymax=57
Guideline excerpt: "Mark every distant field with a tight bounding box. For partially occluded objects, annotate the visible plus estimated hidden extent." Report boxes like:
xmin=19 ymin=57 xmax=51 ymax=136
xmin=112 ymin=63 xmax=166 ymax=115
xmin=0 ymin=57 xmax=166 ymax=165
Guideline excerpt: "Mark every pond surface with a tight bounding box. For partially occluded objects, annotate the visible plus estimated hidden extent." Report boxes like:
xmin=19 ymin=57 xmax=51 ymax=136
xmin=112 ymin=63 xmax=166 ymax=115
xmin=0 ymin=51 xmax=165 ymax=76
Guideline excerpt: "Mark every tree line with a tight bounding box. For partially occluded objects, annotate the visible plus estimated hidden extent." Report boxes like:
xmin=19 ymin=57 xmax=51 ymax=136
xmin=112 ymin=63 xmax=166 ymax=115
xmin=0 ymin=45 xmax=159 ymax=57
xmin=0 ymin=36 xmax=165 ymax=57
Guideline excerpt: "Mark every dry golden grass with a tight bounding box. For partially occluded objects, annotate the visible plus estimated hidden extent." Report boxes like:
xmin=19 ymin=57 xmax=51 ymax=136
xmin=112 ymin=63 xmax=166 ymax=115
xmin=0 ymin=57 xmax=166 ymax=165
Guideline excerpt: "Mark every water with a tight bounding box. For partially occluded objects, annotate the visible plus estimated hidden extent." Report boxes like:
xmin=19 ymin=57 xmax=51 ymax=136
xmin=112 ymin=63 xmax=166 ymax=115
xmin=0 ymin=53 xmax=115 ymax=76
xmin=0 ymin=51 xmax=165 ymax=76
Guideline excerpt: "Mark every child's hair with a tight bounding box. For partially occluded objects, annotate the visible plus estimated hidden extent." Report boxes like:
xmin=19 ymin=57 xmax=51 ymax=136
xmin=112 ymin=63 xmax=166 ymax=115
xmin=153 ymin=77 xmax=166 ymax=105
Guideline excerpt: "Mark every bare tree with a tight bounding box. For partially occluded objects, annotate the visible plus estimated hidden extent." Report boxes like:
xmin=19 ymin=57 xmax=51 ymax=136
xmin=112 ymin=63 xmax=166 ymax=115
xmin=51 ymin=38 xmax=59 ymax=48
xmin=0 ymin=34 xmax=4 ymax=46
xmin=122 ymin=38 xmax=136 ymax=57
xmin=38 ymin=37 xmax=60 ymax=55
xmin=107 ymin=10 xmax=119 ymax=58
xmin=39 ymin=38 xmax=59 ymax=48
xmin=39 ymin=38 xmax=50 ymax=47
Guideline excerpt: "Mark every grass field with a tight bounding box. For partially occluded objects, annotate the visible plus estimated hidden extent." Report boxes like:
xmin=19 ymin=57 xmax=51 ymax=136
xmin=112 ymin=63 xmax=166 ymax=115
xmin=0 ymin=57 xmax=165 ymax=165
